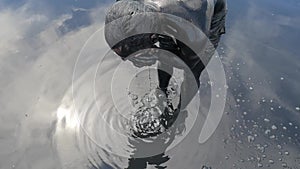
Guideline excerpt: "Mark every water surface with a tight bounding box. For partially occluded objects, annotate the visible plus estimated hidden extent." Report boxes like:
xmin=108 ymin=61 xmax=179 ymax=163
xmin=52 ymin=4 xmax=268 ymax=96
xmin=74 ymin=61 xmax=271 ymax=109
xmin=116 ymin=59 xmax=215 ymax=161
xmin=0 ymin=0 xmax=299 ymax=168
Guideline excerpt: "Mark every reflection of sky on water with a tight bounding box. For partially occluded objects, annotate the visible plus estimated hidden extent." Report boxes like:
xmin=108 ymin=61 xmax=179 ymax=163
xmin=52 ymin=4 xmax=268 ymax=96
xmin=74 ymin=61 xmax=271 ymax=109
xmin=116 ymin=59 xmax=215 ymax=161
xmin=0 ymin=0 xmax=299 ymax=168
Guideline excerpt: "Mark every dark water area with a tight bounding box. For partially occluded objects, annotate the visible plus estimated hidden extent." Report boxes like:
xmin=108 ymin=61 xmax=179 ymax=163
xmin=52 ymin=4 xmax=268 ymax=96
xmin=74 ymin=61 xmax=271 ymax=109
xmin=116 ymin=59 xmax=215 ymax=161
xmin=0 ymin=0 xmax=299 ymax=169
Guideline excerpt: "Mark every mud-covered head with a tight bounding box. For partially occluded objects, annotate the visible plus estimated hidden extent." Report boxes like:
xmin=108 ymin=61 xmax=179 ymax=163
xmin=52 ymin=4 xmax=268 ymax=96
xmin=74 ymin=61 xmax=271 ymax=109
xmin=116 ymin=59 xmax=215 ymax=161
xmin=104 ymin=0 xmax=212 ymax=69
xmin=104 ymin=0 xmax=159 ymax=61
xmin=104 ymin=0 xmax=188 ymax=68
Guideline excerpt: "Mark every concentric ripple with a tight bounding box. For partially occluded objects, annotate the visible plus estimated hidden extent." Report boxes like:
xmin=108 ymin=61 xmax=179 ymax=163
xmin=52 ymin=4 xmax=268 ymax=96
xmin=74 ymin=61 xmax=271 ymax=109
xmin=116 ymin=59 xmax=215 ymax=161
xmin=54 ymin=11 xmax=226 ymax=167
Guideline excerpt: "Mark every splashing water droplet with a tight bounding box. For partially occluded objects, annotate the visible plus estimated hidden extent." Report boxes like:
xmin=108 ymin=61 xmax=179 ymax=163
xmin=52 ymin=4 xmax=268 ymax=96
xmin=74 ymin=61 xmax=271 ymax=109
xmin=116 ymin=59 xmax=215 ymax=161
xmin=248 ymin=135 xmax=255 ymax=143
xmin=265 ymin=129 xmax=271 ymax=135
xmin=277 ymin=144 xmax=282 ymax=149
xmin=282 ymin=162 xmax=287 ymax=168
xmin=269 ymin=135 xmax=275 ymax=139
xmin=257 ymin=163 xmax=263 ymax=167
xmin=128 ymin=87 xmax=180 ymax=138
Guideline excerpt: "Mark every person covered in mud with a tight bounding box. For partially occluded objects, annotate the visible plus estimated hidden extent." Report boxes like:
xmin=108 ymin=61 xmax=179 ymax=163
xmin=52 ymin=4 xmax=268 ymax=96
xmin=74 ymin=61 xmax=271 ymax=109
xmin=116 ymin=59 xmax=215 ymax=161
xmin=104 ymin=0 xmax=227 ymax=168
xmin=105 ymin=0 xmax=227 ymax=131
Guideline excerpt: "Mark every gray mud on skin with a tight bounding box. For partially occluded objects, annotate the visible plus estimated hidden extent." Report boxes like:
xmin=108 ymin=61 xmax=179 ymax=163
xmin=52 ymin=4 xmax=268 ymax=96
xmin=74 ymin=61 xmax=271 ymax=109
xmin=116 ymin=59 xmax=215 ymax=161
xmin=0 ymin=0 xmax=300 ymax=169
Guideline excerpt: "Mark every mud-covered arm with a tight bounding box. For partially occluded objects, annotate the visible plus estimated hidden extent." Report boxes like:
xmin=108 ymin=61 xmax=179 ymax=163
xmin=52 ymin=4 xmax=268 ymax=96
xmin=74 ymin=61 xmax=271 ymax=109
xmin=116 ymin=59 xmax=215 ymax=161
xmin=209 ymin=0 xmax=227 ymax=48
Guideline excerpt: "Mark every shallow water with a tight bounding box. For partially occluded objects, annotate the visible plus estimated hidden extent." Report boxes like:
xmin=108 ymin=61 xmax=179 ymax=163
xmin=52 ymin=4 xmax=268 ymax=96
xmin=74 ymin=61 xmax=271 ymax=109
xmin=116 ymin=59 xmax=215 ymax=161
xmin=0 ymin=0 xmax=300 ymax=169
